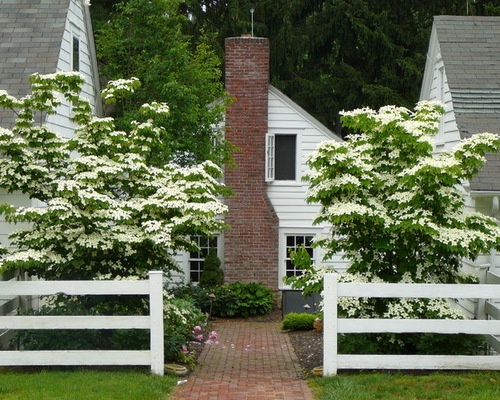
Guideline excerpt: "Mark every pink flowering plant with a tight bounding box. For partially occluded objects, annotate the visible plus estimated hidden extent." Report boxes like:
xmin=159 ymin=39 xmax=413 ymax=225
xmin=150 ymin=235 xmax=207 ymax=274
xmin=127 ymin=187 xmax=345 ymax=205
xmin=180 ymin=325 xmax=219 ymax=368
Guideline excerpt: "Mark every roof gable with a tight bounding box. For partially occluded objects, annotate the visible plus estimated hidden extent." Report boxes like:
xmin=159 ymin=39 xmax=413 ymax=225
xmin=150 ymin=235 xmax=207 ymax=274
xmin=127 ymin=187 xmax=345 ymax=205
xmin=0 ymin=0 xmax=70 ymax=97
xmin=0 ymin=0 xmax=103 ymax=130
xmin=268 ymin=85 xmax=341 ymax=142
xmin=422 ymin=16 xmax=500 ymax=192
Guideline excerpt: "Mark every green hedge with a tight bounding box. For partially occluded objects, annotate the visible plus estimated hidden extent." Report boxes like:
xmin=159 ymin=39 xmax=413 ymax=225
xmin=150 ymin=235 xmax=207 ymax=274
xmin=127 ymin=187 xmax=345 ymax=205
xmin=281 ymin=312 xmax=319 ymax=331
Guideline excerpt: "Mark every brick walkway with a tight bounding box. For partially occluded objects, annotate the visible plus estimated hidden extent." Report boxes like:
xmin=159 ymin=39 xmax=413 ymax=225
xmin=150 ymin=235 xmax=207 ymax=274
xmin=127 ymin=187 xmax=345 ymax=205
xmin=170 ymin=319 xmax=314 ymax=400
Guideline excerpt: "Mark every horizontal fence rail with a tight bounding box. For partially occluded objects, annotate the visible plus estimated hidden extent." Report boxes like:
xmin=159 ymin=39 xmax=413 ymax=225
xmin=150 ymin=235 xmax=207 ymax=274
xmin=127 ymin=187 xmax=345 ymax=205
xmin=323 ymin=273 xmax=500 ymax=376
xmin=0 ymin=271 xmax=164 ymax=375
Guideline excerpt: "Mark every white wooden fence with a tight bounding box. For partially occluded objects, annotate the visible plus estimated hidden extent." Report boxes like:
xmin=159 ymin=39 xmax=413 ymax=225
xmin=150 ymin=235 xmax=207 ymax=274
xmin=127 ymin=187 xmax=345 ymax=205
xmin=0 ymin=271 xmax=164 ymax=375
xmin=323 ymin=273 xmax=500 ymax=376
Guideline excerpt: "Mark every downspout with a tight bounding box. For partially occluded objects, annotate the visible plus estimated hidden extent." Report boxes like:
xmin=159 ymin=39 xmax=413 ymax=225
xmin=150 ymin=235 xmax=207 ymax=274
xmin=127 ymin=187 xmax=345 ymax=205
xmin=490 ymin=196 xmax=499 ymax=273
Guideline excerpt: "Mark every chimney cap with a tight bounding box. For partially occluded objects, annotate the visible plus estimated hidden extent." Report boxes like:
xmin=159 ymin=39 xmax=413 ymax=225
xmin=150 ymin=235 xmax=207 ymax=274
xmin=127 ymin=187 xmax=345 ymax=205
xmin=225 ymin=36 xmax=269 ymax=44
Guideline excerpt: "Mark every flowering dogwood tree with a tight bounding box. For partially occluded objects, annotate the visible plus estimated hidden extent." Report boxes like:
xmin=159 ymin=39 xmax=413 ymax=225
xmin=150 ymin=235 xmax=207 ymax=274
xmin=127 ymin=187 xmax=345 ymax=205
xmin=0 ymin=72 xmax=227 ymax=280
xmin=288 ymin=101 xmax=500 ymax=322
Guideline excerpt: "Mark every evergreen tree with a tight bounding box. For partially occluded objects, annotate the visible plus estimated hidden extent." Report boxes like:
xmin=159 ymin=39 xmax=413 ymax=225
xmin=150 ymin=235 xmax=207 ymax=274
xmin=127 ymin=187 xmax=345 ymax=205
xmin=199 ymin=249 xmax=224 ymax=288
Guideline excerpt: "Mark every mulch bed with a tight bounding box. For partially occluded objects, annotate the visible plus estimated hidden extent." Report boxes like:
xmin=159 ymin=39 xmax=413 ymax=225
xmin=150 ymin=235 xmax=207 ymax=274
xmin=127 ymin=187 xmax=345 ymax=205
xmin=287 ymin=329 xmax=323 ymax=378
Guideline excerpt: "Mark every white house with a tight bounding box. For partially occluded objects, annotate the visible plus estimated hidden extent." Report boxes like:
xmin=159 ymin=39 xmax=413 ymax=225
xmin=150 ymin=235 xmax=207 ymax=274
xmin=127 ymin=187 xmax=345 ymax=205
xmin=171 ymin=37 xmax=345 ymax=311
xmin=0 ymin=0 xmax=101 ymax=339
xmin=420 ymin=15 xmax=500 ymax=278
xmin=0 ymin=0 xmax=101 ymax=251
xmin=420 ymin=16 xmax=500 ymax=337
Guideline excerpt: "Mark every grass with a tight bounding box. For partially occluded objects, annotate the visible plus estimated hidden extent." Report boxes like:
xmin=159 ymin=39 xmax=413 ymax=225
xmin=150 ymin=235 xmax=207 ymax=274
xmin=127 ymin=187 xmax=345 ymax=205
xmin=310 ymin=371 xmax=500 ymax=400
xmin=0 ymin=368 xmax=179 ymax=400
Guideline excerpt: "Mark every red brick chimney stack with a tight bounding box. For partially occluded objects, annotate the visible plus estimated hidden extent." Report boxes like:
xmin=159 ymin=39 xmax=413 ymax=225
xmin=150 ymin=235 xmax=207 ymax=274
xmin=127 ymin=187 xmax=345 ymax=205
xmin=223 ymin=37 xmax=279 ymax=291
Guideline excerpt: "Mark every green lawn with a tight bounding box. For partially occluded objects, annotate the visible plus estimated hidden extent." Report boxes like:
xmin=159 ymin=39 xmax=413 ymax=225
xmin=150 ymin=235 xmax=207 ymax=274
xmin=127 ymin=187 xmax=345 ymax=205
xmin=0 ymin=368 xmax=179 ymax=400
xmin=310 ymin=371 xmax=500 ymax=400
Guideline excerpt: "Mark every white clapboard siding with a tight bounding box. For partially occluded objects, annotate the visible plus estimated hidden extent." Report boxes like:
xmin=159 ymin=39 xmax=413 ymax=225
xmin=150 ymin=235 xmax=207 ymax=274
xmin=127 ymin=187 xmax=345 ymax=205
xmin=267 ymin=86 xmax=339 ymax=229
xmin=420 ymin=27 xmax=462 ymax=152
xmin=48 ymin=0 xmax=101 ymax=139
xmin=323 ymin=273 xmax=500 ymax=376
xmin=0 ymin=271 xmax=164 ymax=375
xmin=267 ymin=85 xmax=346 ymax=288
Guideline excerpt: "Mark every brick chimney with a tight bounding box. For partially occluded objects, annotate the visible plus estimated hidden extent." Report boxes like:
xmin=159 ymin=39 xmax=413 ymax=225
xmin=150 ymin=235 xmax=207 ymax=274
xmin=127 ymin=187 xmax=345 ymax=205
xmin=223 ymin=37 xmax=279 ymax=292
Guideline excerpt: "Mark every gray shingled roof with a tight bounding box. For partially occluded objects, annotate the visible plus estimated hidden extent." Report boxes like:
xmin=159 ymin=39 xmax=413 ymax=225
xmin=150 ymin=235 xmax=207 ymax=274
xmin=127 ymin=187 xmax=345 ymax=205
xmin=434 ymin=15 xmax=500 ymax=192
xmin=0 ymin=0 xmax=70 ymax=128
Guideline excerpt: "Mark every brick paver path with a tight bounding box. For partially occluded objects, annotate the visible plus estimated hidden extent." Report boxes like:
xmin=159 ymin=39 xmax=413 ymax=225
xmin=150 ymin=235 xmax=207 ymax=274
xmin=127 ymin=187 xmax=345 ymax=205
xmin=171 ymin=320 xmax=314 ymax=400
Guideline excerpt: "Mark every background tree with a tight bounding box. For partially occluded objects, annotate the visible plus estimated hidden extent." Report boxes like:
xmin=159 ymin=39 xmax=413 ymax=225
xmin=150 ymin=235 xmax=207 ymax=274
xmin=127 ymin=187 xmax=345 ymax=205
xmin=94 ymin=0 xmax=231 ymax=167
xmin=199 ymin=249 xmax=224 ymax=288
xmin=179 ymin=0 xmax=500 ymax=136
xmin=0 ymin=73 xmax=227 ymax=280
xmin=92 ymin=1 xmax=500 ymax=137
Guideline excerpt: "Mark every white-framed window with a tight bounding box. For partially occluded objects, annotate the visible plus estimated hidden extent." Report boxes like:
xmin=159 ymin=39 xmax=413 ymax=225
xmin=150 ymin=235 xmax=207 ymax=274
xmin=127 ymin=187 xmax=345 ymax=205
xmin=266 ymin=133 xmax=297 ymax=182
xmin=72 ymin=34 xmax=80 ymax=71
xmin=188 ymin=236 xmax=219 ymax=283
xmin=434 ymin=59 xmax=445 ymax=151
xmin=284 ymin=234 xmax=314 ymax=278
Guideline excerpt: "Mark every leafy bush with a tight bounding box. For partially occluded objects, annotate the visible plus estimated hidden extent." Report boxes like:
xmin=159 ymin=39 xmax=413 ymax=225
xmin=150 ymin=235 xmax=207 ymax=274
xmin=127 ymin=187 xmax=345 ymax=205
xmin=199 ymin=249 xmax=223 ymax=288
xmin=224 ymin=282 xmax=274 ymax=317
xmin=171 ymin=281 xmax=275 ymax=318
xmin=281 ymin=313 xmax=319 ymax=331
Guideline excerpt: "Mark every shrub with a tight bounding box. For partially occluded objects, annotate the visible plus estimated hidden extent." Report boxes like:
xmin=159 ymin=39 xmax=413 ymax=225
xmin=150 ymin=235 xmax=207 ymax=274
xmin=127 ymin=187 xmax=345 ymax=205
xmin=224 ymin=282 xmax=274 ymax=317
xmin=282 ymin=312 xmax=319 ymax=331
xmin=172 ymin=281 xmax=275 ymax=318
xmin=199 ymin=249 xmax=223 ymax=288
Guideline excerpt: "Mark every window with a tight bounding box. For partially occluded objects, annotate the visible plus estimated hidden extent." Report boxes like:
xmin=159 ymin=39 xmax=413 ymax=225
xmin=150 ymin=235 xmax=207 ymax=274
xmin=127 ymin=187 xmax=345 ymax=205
xmin=189 ymin=236 xmax=218 ymax=283
xmin=266 ymin=134 xmax=297 ymax=181
xmin=72 ymin=35 xmax=80 ymax=71
xmin=285 ymin=235 xmax=314 ymax=277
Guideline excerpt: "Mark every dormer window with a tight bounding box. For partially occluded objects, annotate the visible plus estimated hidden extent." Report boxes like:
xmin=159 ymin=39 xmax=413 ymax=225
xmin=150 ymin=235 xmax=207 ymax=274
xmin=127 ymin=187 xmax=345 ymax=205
xmin=266 ymin=133 xmax=297 ymax=181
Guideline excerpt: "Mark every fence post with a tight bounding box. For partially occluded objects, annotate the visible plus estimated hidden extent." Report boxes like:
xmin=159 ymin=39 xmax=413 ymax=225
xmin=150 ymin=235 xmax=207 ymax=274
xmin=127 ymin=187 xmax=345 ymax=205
xmin=149 ymin=271 xmax=164 ymax=376
xmin=323 ymin=273 xmax=338 ymax=376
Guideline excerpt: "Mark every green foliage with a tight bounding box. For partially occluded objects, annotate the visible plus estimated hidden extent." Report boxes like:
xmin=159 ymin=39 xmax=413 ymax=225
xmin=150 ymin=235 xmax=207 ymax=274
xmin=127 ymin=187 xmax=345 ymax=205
xmin=199 ymin=249 xmax=224 ymax=288
xmin=94 ymin=1 xmax=500 ymax=137
xmin=226 ymin=282 xmax=275 ymax=317
xmin=171 ymin=281 xmax=275 ymax=318
xmin=281 ymin=312 xmax=319 ymax=331
xmin=183 ymin=0 xmax=500 ymax=135
xmin=95 ymin=0 xmax=232 ymax=167
xmin=282 ymin=245 xmax=327 ymax=298
xmin=338 ymin=333 xmax=486 ymax=356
